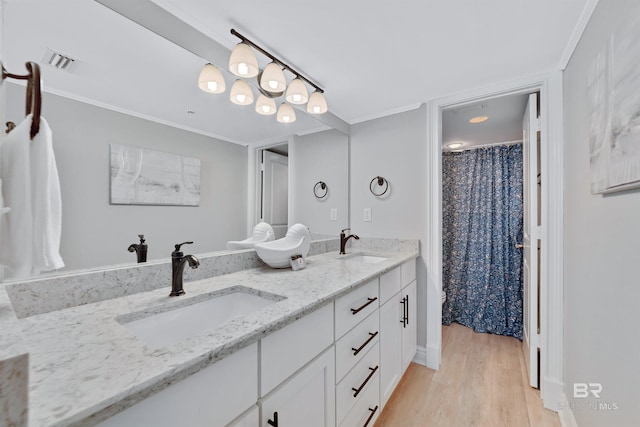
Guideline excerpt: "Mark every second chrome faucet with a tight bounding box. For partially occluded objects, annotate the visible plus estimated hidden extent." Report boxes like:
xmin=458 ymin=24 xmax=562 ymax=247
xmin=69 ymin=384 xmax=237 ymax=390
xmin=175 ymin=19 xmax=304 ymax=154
xmin=170 ymin=241 xmax=200 ymax=296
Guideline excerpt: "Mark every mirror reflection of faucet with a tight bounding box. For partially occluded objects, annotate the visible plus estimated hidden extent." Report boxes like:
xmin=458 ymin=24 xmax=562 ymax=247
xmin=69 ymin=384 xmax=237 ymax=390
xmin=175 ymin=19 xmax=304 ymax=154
xmin=127 ymin=234 xmax=148 ymax=263
xmin=170 ymin=241 xmax=200 ymax=296
xmin=339 ymin=228 xmax=360 ymax=254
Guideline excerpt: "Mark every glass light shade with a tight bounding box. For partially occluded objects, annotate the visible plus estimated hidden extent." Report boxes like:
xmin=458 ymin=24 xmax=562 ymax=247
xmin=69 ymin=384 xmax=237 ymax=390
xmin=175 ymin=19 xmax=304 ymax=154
xmin=255 ymin=94 xmax=277 ymax=115
xmin=260 ymin=62 xmax=287 ymax=93
xmin=229 ymin=79 xmax=254 ymax=106
xmin=277 ymin=102 xmax=296 ymax=123
xmin=285 ymin=78 xmax=309 ymax=104
xmin=306 ymin=91 xmax=328 ymax=114
xmin=198 ymin=63 xmax=226 ymax=94
xmin=229 ymin=43 xmax=259 ymax=78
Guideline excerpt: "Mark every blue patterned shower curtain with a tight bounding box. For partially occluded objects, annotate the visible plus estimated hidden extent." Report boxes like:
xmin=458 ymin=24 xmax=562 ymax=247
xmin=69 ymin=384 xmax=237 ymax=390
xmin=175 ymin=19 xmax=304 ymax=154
xmin=442 ymin=144 xmax=524 ymax=339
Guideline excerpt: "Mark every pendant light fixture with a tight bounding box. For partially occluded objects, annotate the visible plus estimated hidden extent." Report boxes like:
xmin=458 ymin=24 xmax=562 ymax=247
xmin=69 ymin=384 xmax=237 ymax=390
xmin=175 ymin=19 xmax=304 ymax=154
xmin=198 ymin=29 xmax=328 ymax=124
xmin=256 ymin=94 xmax=277 ymax=115
xmin=277 ymin=102 xmax=296 ymax=123
xmin=307 ymin=90 xmax=328 ymax=114
xmin=198 ymin=63 xmax=226 ymax=94
xmin=230 ymin=79 xmax=254 ymax=105
xmin=285 ymin=78 xmax=309 ymax=104
xmin=260 ymin=62 xmax=286 ymax=93
xmin=229 ymin=42 xmax=259 ymax=78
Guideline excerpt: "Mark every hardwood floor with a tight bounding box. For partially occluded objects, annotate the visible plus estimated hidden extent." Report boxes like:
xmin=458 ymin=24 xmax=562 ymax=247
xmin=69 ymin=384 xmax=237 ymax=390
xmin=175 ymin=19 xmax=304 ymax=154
xmin=374 ymin=323 xmax=560 ymax=427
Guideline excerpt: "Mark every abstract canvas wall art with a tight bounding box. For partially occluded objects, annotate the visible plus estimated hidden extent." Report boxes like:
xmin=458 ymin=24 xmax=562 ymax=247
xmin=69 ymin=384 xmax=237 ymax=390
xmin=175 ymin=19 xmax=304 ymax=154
xmin=588 ymin=11 xmax=640 ymax=194
xmin=110 ymin=144 xmax=201 ymax=206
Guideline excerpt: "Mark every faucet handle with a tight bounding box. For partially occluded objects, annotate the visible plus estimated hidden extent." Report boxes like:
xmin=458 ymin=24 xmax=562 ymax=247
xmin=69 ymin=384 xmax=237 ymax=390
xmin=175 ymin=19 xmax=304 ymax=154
xmin=174 ymin=241 xmax=194 ymax=251
xmin=341 ymin=228 xmax=350 ymax=234
xmin=138 ymin=234 xmax=145 ymax=243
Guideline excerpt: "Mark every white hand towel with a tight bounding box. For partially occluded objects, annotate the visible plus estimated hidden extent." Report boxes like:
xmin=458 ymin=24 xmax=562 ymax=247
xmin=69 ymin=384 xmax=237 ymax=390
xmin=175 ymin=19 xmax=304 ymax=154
xmin=0 ymin=114 xmax=64 ymax=278
xmin=29 ymin=116 xmax=64 ymax=273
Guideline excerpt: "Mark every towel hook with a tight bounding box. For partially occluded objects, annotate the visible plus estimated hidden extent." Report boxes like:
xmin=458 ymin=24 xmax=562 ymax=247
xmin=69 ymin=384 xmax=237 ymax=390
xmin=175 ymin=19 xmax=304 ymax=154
xmin=2 ymin=61 xmax=42 ymax=139
xmin=369 ymin=176 xmax=389 ymax=197
xmin=313 ymin=181 xmax=328 ymax=199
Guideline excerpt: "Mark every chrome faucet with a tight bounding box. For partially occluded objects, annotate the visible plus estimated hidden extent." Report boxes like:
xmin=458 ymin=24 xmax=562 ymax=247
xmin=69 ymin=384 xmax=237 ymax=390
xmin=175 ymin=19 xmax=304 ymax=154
xmin=127 ymin=234 xmax=148 ymax=263
xmin=170 ymin=241 xmax=200 ymax=296
xmin=339 ymin=228 xmax=360 ymax=254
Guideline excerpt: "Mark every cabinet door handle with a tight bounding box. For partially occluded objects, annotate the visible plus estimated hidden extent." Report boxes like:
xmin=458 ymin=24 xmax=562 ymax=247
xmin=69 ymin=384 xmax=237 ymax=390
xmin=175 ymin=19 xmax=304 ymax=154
xmin=267 ymin=411 xmax=278 ymax=427
xmin=352 ymin=331 xmax=379 ymax=356
xmin=352 ymin=365 xmax=379 ymax=397
xmin=405 ymin=294 xmax=409 ymax=326
xmin=400 ymin=297 xmax=407 ymax=327
xmin=364 ymin=405 xmax=379 ymax=427
xmin=351 ymin=297 xmax=378 ymax=315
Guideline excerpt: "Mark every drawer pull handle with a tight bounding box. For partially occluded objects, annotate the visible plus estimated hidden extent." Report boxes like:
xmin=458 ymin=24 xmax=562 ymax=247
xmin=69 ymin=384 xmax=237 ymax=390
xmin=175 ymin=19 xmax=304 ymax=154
xmin=352 ymin=365 xmax=379 ymax=397
xmin=267 ymin=411 xmax=278 ymax=427
xmin=352 ymin=331 xmax=378 ymax=356
xmin=351 ymin=297 xmax=378 ymax=315
xmin=364 ymin=405 xmax=379 ymax=427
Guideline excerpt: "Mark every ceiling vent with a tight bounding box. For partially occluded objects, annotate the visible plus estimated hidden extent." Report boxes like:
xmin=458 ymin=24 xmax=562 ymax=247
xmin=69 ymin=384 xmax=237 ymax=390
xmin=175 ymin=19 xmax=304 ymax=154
xmin=42 ymin=48 xmax=76 ymax=71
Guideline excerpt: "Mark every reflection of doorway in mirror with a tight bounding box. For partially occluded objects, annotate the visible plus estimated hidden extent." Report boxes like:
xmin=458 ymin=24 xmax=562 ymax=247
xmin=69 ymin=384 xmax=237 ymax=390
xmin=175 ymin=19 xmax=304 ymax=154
xmin=260 ymin=146 xmax=288 ymax=239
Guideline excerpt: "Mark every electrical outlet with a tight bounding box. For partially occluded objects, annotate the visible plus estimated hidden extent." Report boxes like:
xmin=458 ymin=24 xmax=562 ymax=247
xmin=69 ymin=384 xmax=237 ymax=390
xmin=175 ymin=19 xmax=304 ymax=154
xmin=363 ymin=208 xmax=372 ymax=222
xmin=330 ymin=208 xmax=337 ymax=221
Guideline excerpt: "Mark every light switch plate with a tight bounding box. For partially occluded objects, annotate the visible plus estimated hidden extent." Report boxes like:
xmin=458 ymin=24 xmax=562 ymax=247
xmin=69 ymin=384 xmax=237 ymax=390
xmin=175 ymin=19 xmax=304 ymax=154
xmin=330 ymin=208 xmax=337 ymax=221
xmin=363 ymin=208 xmax=372 ymax=222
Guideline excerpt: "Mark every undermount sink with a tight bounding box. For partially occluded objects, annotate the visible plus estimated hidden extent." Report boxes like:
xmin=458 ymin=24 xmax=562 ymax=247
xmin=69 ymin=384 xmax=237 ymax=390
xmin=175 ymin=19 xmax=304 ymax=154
xmin=341 ymin=254 xmax=388 ymax=264
xmin=119 ymin=290 xmax=282 ymax=349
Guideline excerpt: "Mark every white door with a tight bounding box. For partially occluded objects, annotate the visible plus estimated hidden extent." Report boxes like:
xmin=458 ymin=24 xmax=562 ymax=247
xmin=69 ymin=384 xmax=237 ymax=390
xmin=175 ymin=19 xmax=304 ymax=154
xmin=522 ymin=93 xmax=540 ymax=389
xmin=261 ymin=150 xmax=288 ymax=239
xmin=401 ymin=280 xmax=417 ymax=371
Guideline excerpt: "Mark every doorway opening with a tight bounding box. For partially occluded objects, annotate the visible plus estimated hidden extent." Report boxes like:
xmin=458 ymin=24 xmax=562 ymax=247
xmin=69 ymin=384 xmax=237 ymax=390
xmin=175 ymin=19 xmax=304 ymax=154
xmin=439 ymin=90 xmax=541 ymax=390
xmin=256 ymin=143 xmax=289 ymax=239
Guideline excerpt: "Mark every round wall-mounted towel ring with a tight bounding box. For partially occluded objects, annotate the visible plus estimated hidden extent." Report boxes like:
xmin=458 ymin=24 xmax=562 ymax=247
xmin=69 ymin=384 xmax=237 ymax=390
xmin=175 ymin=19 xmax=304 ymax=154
xmin=314 ymin=181 xmax=328 ymax=199
xmin=369 ymin=176 xmax=389 ymax=197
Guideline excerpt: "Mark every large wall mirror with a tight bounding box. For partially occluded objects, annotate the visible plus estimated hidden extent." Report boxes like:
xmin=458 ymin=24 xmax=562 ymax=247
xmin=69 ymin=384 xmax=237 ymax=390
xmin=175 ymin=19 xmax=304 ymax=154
xmin=1 ymin=0 xmax=349 ymax=280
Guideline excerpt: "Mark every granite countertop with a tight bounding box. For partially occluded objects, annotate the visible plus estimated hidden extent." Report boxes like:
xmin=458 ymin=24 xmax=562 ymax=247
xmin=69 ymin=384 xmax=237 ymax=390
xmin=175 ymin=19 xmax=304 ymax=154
xmin=15 ymin=245 xmax=418 ymax=426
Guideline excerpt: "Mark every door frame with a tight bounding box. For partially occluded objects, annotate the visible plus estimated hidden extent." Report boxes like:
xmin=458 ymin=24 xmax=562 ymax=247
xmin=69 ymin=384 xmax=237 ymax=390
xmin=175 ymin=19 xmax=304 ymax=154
xmin=424 ymin=71 xmax=564 ymax=411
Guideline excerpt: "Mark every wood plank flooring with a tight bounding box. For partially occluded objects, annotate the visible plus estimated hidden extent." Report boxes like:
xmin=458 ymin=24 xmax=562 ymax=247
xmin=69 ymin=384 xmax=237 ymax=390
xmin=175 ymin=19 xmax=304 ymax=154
xmin=374 ymin=323 xmax=560 ymax=427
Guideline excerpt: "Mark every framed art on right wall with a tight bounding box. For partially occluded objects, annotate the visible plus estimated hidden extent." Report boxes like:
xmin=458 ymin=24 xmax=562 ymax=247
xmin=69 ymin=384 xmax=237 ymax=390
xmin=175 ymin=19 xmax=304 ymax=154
xmin=588 ymin=10 xmax=640 ymax=194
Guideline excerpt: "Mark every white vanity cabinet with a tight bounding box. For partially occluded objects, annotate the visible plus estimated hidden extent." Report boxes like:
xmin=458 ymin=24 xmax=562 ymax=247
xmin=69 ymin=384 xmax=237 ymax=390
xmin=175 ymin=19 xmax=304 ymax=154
xmin=379 ymin=259 xmax=417 ymax=409
xmin=259 ymin=303 xmax=335 ymax=427
xmin=261 ymin=347 xmax=336 ymax=427
xmin=335 ymin=278 xmax=381 ymax=426
xmin=97 ymin=342 xmax=258 ymax=427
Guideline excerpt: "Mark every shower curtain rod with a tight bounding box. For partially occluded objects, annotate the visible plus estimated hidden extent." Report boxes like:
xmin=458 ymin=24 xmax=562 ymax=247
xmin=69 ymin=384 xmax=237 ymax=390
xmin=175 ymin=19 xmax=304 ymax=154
xmin=444 ymin=139 xmax=522 ymax=152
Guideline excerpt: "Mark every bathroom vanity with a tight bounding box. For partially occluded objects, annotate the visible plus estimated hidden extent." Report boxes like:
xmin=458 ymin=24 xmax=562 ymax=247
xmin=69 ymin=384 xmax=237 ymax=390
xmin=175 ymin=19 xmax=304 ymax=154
xmin=0 ymin=238 xmax=418 ymax=426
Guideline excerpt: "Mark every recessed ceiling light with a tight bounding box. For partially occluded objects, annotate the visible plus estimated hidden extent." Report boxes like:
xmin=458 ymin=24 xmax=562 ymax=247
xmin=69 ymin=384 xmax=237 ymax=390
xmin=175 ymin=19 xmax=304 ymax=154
xmin=447 ymin=142 xmax=464 ymax=149
xmin=469 ymin=116 xmax=489 ymax=124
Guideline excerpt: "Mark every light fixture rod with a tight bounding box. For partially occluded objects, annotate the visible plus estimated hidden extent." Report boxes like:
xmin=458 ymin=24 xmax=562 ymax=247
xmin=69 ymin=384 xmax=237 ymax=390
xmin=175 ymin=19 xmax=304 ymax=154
xmin=230 ymin=28 xmax=324 ymax=94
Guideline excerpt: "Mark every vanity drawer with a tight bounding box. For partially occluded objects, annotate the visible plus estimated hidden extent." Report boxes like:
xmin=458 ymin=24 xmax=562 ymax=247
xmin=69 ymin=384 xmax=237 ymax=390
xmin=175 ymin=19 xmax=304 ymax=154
xmin=339 ymin=374 xmax=380 ymax=427
xmin=335 ymin=279 xmax=379 ymax=340
xmin=379 ymin=267 xmax=401 ymax=304
xmin=336 ymin=341 xmax=380 ymax=424
xmin=261 ymin=303 xmax=334 ymax=396
xmin=336 ymin=309 xmax=379 ymax=381
xmin=401 ymin=258 xmax=416 ymax=287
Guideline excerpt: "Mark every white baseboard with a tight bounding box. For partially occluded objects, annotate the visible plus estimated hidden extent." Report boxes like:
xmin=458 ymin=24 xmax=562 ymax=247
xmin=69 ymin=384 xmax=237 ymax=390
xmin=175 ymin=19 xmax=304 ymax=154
xmin=412 ymin=346 xmax=427 ymax=366
xmin=557 ymin=392 xmax=578 ymax=427
xmin=425 ymin=344 xmax=440 ymax=370
xmin=542 ymin=377 xmax=564 ymax=411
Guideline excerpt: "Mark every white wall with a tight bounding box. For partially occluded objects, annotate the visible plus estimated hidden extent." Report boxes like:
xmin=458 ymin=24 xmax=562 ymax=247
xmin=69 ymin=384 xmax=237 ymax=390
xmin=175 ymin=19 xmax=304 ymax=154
xmin=290 ymin=129 xmax=349 ymax=235
xmin=350 ymin=106 xmax=428 ymax=347
xmin=563 ymin=0 xmax=640 ymax=425
xmin=5 ymin=84 xmax=248 ymax=272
